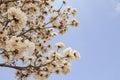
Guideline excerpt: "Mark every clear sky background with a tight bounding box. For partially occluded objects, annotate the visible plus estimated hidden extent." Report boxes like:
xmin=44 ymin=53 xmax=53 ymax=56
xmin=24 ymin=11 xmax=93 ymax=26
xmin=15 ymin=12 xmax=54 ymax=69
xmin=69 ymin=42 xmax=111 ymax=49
xmin=0 ymin=0 xmax=120 ymax=80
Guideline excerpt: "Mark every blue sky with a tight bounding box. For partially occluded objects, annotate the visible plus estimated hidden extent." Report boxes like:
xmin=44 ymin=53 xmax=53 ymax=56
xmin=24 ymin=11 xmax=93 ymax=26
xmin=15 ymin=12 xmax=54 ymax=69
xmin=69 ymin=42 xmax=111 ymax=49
xmin=0 ymin=0 xmax=120 ymax=80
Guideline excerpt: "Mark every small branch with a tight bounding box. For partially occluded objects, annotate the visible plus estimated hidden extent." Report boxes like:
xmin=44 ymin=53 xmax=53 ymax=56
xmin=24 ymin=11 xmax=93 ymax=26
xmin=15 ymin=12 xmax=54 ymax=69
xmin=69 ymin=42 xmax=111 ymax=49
xmin=17 ymin=28 xmax=33 ymax=37
xmin=39 ymin=59 xmax=54 ymax=67
xmin=44 ymin=3 xmax=63 ymax=26
xmin=0 ymin=63 xmax=27 ymax=70
xmin=17 ymin=26 xmax=52 ymax=37
xmin=2 ymin=20 xmax=10 ymax=30
xmin=0 ymin=21 xmax=3 ymax=25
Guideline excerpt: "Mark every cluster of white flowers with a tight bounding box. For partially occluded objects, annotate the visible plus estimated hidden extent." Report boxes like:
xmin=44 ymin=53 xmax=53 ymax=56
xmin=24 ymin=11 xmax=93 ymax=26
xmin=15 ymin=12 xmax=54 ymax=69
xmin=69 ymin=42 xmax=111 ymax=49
xmin=64 ymin=47 xmax=80 ymax=60
xmin=6 ymin=36 xmax=35 ymax=51
xmin=55 ymin=42 xmax=65 ymax=49
xmin=7 ymin=7 xmax=27 ymax=31
xmin=3 ymin=36 xmax=35 ymax=59
xmin=0 ymin=0 xmax=80 ymax=80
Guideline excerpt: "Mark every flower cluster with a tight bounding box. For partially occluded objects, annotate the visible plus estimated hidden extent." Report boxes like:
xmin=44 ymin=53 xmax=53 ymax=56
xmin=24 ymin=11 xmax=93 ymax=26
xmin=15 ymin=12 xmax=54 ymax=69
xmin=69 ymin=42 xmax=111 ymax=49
xmin=7 ymin=7 xmax=27 ymax=31
xmin=0 ymin=0 xmax=80 ymax=80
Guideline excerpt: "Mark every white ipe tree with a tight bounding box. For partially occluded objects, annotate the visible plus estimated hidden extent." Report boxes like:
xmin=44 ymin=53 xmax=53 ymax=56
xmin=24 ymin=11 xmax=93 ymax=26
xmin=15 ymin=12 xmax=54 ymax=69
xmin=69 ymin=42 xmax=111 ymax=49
xmin=0 ymin=0 xmax=80 ymax=80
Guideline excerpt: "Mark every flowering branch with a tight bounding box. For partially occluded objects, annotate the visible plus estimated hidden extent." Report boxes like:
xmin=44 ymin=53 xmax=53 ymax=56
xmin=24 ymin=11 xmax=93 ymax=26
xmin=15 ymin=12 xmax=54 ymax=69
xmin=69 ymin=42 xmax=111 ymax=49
xmin=17 ymin=3 xmax=64 ymax=37
xmin=0 ymin=0 xmax=80 ymax=80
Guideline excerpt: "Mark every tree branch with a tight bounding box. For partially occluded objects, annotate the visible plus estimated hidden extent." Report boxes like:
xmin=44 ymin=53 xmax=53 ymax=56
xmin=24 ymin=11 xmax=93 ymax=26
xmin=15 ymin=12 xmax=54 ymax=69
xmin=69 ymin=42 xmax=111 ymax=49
xmin=0 ymin=63 xmax=27 ymax=70
xmin=0 ymin=59 xmax=54 ymax=70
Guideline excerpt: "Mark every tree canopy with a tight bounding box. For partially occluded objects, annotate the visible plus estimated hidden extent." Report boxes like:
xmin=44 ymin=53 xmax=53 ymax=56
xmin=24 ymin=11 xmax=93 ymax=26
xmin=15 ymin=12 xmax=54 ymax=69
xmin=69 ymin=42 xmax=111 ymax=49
xmin=0 ymin=0 xmax=80 ymax=80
